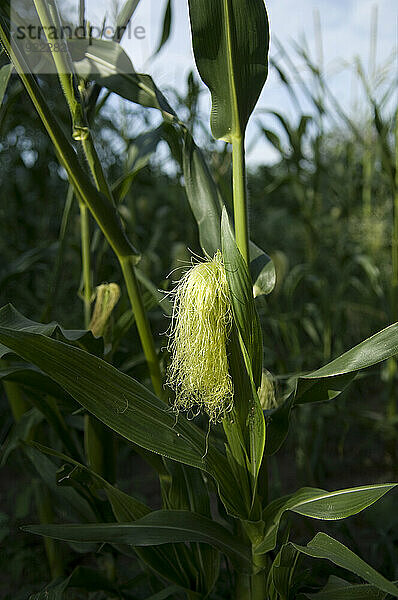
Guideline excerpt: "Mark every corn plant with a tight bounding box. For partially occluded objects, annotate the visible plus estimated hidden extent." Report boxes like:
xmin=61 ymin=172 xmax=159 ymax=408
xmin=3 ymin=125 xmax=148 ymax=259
xmin=1 ymin=1 xmax=398 ymax=598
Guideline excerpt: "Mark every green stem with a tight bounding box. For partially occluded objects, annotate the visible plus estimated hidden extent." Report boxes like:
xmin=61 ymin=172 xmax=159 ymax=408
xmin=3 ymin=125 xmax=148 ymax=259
xmin=33 ymin=0 xmax=87 ymax=138
xmin=120 ymin=256 xmax=163 ymax=398
xmin=232 ymin=135 xmax=250 ymax=266
xmin=0 ymin=11 xmax=163 ymax=397
xmin=79 ymin=201 xmax=92 ymax=328
xmin=235 ymin=571 xmax=266 ymax=600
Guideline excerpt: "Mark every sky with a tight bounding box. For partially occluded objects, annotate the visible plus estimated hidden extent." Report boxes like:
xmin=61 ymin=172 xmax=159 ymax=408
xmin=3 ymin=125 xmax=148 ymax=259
xmin=83 ymin=0 xmax=397 ymax=165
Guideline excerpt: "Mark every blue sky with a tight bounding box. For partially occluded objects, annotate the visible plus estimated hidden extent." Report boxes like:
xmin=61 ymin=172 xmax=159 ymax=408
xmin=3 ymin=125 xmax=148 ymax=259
xmin=84 ymin=0 xmax=397 ymax=165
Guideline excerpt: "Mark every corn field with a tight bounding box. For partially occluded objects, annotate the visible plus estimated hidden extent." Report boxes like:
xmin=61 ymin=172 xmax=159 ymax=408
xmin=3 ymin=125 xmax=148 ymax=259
xmin=0 ymin=1 xmax=397 ymax=599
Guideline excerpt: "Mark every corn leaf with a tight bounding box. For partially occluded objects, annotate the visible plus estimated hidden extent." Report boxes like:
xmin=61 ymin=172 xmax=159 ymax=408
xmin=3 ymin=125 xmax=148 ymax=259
xmin=266 ymin=322 xmax=398 ymax=455
xmin=31 ymin=443 xmax=199 ymax=591
xmin=292 ymin=533 xmax=398 ymax=598
xmin=0 ymin=304 xmax=103 ymax=357
xmin=257 ymin=484 xmax=397 ymax=555
xmin=71 ymin=38 xmax=176 ymax=118
xmin=0 ymin=322 xmax=247 ymax=517
xmin=154 ymin=0 xmax=172 ymax=55
xmin=24 ymin=510 xmax=252 ymax=571
xmin=182 ymin=131 xmax=276 ymax=296
xmin=188 ymin=0 xmax=269 ymax=141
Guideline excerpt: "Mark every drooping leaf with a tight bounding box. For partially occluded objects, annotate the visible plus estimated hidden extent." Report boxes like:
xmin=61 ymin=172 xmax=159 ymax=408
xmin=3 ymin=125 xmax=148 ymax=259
xmin=0 ymin=321 xmax=246 ymax=517
xmin=265 ymin=322 xmax=398 ymax=455
xmin=256 ymin=484 xmax=397 ymax=555
xmin=24 ymin=510 xmax=251 ymax=571
xmin=32 ymin=443 xmax=204 ymax=591
xmin=71 ymin=39 xmax=176 ymax=118
xmin=188 ymin=0 xmax=269 ymax=141
xmin=0 ymin=304 xmax=103 ymax=357
xmin=23 ymin=444 xmax=95 ymax=523
xmin=297 ymin=322 xmax=398 ymax=403
xmin=292 ymin=533 xmax=398 ymax=598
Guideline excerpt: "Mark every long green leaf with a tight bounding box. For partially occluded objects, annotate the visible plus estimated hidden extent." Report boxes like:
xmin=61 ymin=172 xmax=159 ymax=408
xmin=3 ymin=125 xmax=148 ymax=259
xmin=256 ymin=484 xmax=397 ymax=555
xmin=24 ymin=510 xmax=252 ymax=571
xmin=0 ymin=322 xmax=246 ymax=517
xmin=188 ymin=0 xmax=269 ymax=141
xmin=0 ymin=304 xmax=103 ymax=357
xmin=266 ymin=322 xmax=398 ymax=455
xmin=71 ymin=38 xmax=176 ymax=118
xmin=30 ymin=442 xmax=197 ymax=590
xmin=297 ymin=322 xmax=398 ymax=402
xmin=182 ymin=131 xmax=276 ymax=296
xmin=292 ymin=533 xmax=398 ymax=598
xmin=221 ymin=209 xmax=265 ymax=501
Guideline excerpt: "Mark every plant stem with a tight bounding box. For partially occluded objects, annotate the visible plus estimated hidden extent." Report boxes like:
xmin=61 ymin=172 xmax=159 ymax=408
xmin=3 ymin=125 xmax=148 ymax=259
xmin=232 ymin=135 xmax=250 ymax=266
xmin=0 ymin=7 xmax=163 ymax=397
xmin=235 ymin=571 xmax=266 ymax=600
xmin=79 ymin=201 xmax=92 ymax=328
xmin=120 ymin=256 xmax=163 ymax=398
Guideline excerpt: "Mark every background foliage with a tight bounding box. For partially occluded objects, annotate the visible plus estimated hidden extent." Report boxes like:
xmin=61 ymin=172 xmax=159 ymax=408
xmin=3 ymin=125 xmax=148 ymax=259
xmin=0 ymin=2 xmax=397 ymax=597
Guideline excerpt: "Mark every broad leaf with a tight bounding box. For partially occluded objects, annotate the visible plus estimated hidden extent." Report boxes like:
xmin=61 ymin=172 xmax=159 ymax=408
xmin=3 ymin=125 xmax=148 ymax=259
xmin=188 ymin=0 xmax=269 ymax=141
xmin=297 ymin=322 xmax=398 ymax=403
xmin=293 ymin=533 xmax=398 ymax=598
xmin=182 ymin=131 xmax=276 ymax=296
xmin=30 ymin=442 xmax=198 ymax=591
xmin=0 ymin=304 xmax=103 ymax=357
xmin=256 ymin=484 xmax=397 ymax=555
xmin=266 ymin=322 xmax=398 ymax=455
xmin=71 ymin=39 xmax=176 ymax=118
xmin=24 ymin=510 xmax=252 ymax=571
xmin=0 ymin=321 xmax=246 ymax=517
xmin=23 ymin=444 xmax=95 ymax=523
